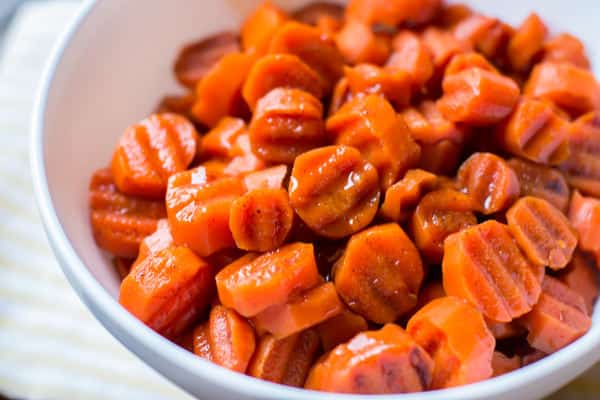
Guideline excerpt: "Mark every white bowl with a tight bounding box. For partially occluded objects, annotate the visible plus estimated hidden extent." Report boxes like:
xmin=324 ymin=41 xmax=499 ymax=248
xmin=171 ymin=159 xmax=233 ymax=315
xmin=31 ymin=0 xmax=600 ymax=399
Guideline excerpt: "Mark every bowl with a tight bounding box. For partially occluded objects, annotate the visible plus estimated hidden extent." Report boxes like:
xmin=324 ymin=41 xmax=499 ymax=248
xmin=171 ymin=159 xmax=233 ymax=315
xmin=30 ymin=0 xmax=600 ymax=399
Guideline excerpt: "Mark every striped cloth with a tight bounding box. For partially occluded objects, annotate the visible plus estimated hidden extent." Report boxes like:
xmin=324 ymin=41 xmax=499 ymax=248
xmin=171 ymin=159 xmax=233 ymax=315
xmin=0 ymin=1 xmax=596 ymax=399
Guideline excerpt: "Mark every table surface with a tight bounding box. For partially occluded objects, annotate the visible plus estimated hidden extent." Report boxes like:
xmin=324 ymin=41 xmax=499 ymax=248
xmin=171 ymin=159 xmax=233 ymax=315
xmin=0 ymin=2 xmax=597 ymax=399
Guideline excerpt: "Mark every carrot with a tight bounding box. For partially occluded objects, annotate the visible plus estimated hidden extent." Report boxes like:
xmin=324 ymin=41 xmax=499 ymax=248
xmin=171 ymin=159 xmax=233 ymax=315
xmin=328 ymin=77 xmax=351 ymax=116
xmin=475 ymin=22 xmax=514 ymax=64
xmin=492 ymin=352 xmax=521 ymax=377
xmin=487 ymin=320 xmax=525 ymax=340
xmin=345 ymin=0 xmax=441 ymax=26
xmin=113 ymin=257 xmax=133 ymax=280
xmin=506 ymin=196 xmax=577 ymax=270
xmin=442 ymin=220 xmax=544 ymax=322
xmin=215 ymin=243 xmax=321 ymax=317
xmin=344 ymin=64 xmax=411 ymax=109
xmin=192 ymin=323 xmax=213 ymax=360
xmin=165 ymin=166 xmax=245 ymax=257
xmin=435 ymin=3 xmax=473 ymax=28
xmin=411 ymin=189 xmax=477 ymax=264
xmin=253 ymin=282 xmax=343 ymax=338
xmin=327 ymin=95 xmax=421 ymax=189
xmin=119 ymin=245 xmax=214 ymax=338
xmin=542 ymin=33 xmax=590 ymax=69
xmin=305 ymin=324 xmax=433 ymax=394
xmin=335 ymin=20 xmax=391 ymax=65
xmin=334 ymin=223 xmax=424 ymax=323
xmin=506 ymin=13 xmax=548 ymax=72
xmin=380 ymin=168 xmax=438 ymax=222
xmin=386 ymin=30 xmax=434 ymax=91
xmin=135 ymin=219 xmax=173 ymax=261
xmin=452 ymin=15 xmax=497 ymax=51
xmin=208 ymin=305 xmax=256 ymax=373
xmin=174 ymin=32 xmax=240 ymax=88
xmin=241 ymin=1 xmax=288 ymax=56
xmin=508 ymin=158 xmax=570 ymax=212
xmin=558 ymin=252 xmax=599 ymax=315
xmin=456 ymin=152 xmax=520 ymax=214
xmin=222 ymin=132 xmax=266 ymax=177
xmin=111 ymin=113 xmax=199 ymax=198
xmin=243 ymin=165 xmax=288 ymax=191
xmin=421 ymin=27 xmax=471 ymax=74
xmin=288 ymin=145 xmax=380 ymax=238
xmin=89 ymin=168 xmax=166 ymax=258
xmin=568 ymin=191 xmax=600 ymax=260
xmin=317 ymin=308 xmax=368 ymax=351
xmin=519 ymin=276 xmax=592 ymax=353
xmin=292 ymin=2 xmax=344 ymax=30
xmin=249 ymin=88 xmax=325 ymax=164
xmin=199 ymin=117 xmax=246 ymax=159
xmin=155 ymin=92 xmax=195 ymax=120
xmin=407 ymin=296 xmax=495 ymax=389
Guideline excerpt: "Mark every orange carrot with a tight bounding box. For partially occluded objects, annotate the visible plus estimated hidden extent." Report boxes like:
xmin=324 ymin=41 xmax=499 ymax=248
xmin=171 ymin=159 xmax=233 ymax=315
xmin=542 ymin=33 xmax=590 ymax=69
xmin=386 ymin=30 xmax=434 ymax=91
xmin=200 ymin=117 xmax=246 ymax=159
xmin=558 ymin=252 xmax=599 ymax=315
xmin=506 ymin=13 xmax=548 ymax=72
xmin=243 ymin=165 xmax=288 ymax=191
xmin=208 ymin=305 xmax=256 ymax=372
xmin=345 ymin=0 xmax=441 ymax=26
xmin=317 ymin=308 xmax=368 ymax=351
xmin=344 ymin=64 xmax=411 ymax=109
xmin=380 ymin=169 xmax=438 ymax=222
xmin=241 ymin=1 xmax=288 ymax=56
xmin=335 ymin=20 xmax=391 ymax=65
xmin=192 ymin=323 xmax=213 ymax=360
xmin=569 ymin=191 xmax=600 ymax=261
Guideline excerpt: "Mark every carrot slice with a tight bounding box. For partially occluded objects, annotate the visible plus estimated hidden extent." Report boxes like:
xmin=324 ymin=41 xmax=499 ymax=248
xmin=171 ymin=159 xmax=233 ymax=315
xmin=415 ymin=281 xmax=447 ymax=312
xmin=558 ymin=252 xmax=599 ymax=315
xmin=317 ymin=308 xmax=368 ymax=351
xmin=452 ymin=15 xmax=508 ymax=63
xmin=208 ymin=305 xmax=256 ymax=373
xmin=435 ymin=3 xmax=473 ymax=29
xmin=542 ymin=33 xmax=590 ymax=69
xmin=569 ymin=191 xmax=600 ymax=260
xmin=506 ymin=13 xmax=548 ymax=72
xmin=305 ymin=324 xmax=433 ymax=394
xmin=421 ymin=27 xmax=471 ymax=74
xmin=419 ymin=139 xmax=465 ymax=176
xmin=380 ymin=169 xmax=438 ymax=222
xmin=292 ymin=2 xmax=344 ymax=29
xmin=155 ymin=92 xmax=195 ymax=120
xmin=335 ymin=20 xmax=391 ymax=65
xmin=492 ymin=351 xmax=520 ymax=377
xmin=215 ymin=243 xmax=321 ymax=317
xmin=192 ymin=323 xmax=213 ymax=360
xmin=344 ymin=64 xmax=411 ymax=109
xmin=241 ymin=1 xmax=288 ymax=56
xmin=445 ymin=52 xmax=498 ymax=76
xmin=334 ymin=223 xmax=424 ymax=323
xmin=199 ymin=117 xmax=246 ymax=159
xmin=407 ymin=296 xmax=495 ymax=389
xmin=442 ymin=220 xmax=544 ymax=322
xmin=386 ymin=30 xmax=434 ymax=91
xmin=243 ymin=165 xmax=288 ymax=191
xmin=487 ymin=320 xmax=525 ymax=340
xmin=328 ymin=76 xmax=352 ymax=116
xmin=253 ymin=282 xmax=343 ymax=338
xmin=345 ymin=0 xmax=441 ymax=26
xmin=113 ymin=257 xmax=133 ymax=280
xmin=289 ymin=145 xmax=380 ymax=239
xmin=135 ymin=218 xmax=173 ymax=261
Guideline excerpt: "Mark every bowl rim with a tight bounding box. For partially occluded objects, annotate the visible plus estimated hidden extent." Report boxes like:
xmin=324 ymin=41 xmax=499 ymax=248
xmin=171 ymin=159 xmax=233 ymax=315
xmin=30 ymin=1 xmax=600 ymax=399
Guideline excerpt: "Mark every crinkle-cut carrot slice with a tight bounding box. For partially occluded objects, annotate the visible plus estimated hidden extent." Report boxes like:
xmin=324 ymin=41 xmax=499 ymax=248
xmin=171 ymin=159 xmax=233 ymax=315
xmin=344 ymin=64 xmax=411 ymax=109
xmin=191 ymin=52 xmax=254 ymax=127
xmin=166 ymin=166 xmax=245 ymax=257
xmin=199 ymin=117 xmax=246 ymax=159
xmin=506 ymin=196 xmax=577 ymax=270
xmin=135 ymin=218 xmax=172 ymax=261
xmin=269 ymin=21 xmax=344 ymax=93
xmin=242 ymin=54 xmax=326 ymax=110
xmin=248 ymin=329 xmax=321 ymax=387
xmin=519 ymin=276 xmax=591 ymax=354
xmin=345 ymin=0 xmax=442 ymax=26
xmin=420 ymin=139 xmax=465 ymax=176
xmin=380 ymin=169 xmax=438 ymax=222
xmin=445 ymin=52 xmax=498 ymax=76
xmin=216 ymin=243 xmax=321 ymax=317
xmin=558 ymin=252 xmax=599 ymax=315
xmin=113 ymin=257 xmax=133 ymax=280
xmin=524 ymin=61 xmax=600 ymax=117
xmin=253 ymin=282 xmax=343 ymax=338
xmin=508 ymin=158 xmax=570 ymax=212
xmin=542 ymin=33 xmax=590 ymax=69
xmin=386 ymin=30 xmax=434 ymax=91
xmin=111 ymin=113 xmax=199 ymax=199
xmin=334 ymin=223 xmax=424 ymax=323
xmin=229 ymin=188 xmax=293 ymax=252
xmin=486 ymin=320 xmax=525 ymax=340
xmin=192 ymin=323 xmax=213 ymax=361
xmin=560 ymin=112 xmax=600 ymax=196
xmin=421 ymin=27 xmax=472 ymax=73
xmin=288 ymin=145 xmax=380 ymax=239
xmin=154 ymin=92 xmax=195 ymax=120
xmin=292 ymin=2 xmax=343 ymax=30
xmin=249 ymin=87 xmax=325 ymax=164
xmin=435 ymin=3 xmax=473 ymax=28
xmin=243 ymin=165 xmax=288 ymax=191
xmin=507 ymin=13 xmax=548 ymax=72
xmin=174 ymin=32 xmax=240 ymax=89
xmin=492 ymin=351 xmax=521 ymax=377
xmin=569 ymin=191 xmax=600 ymax=261
xmin=335 ymin=20 xmax=391 ymax=65
xmin=437 ymin=66 xmax=520 ymax=126
xmin=119 ymin=245 xmax=214 ymax=338
xmin=443 ymin=220 xmax=544 ymax=322
xmin=328 ymin=76 xmax=352 ymax=116
xmin=317 ymin=308 xmax=368 ymax=351
xmin=208 ymin=305 xmax=256 ymax=373
xmin=406 ymin=296 xmax=495 ymax=389
xmin=496 ymin=97 xmax=570 ymax=165
xmin=305 ymin=324 xmax=433 ymax=394
xmin=452 ymin=15 xmax=512 ymax=63
xmin=457 ymin=152 xmax=520 ymax=214
xmin=221 ymin=132 xmax=267 ymax=177
xmin=241 ymin=1 xmax=288 ymax=56
xmin=327 ymin=95 xmax=421 ymax=189
xmin=412 ymin=189 xmax=477 ymax=264
xmin=89 ymin=168 xmax=166 ymax=258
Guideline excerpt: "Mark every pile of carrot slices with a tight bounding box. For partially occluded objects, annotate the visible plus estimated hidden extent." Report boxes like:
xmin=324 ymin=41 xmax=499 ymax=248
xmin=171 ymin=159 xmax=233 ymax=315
xmin=89 ymin=0 xmax=600 ymax=394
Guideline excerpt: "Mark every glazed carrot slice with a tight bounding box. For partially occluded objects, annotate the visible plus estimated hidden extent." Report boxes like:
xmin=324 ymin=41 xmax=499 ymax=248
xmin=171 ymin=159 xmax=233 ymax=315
xmin=451 ymin=14 xmax=509 ymax=62
xmin=487 ymin=320 xmax=525 ymax=340
xmin=191 ymin=52 xmax=254 ymax=127
xmin=421 ymin=140 xmax=465 ymax=176
xmin=327 ymin=95 xmax=421 ymax=189
xmin=253 ymin=282 xmax=343 ymax=338
xmin=508 ymin=158 xmax=570 ymax=212
xmin=305 ymin=324 xmax=433 ymax=394
xmin=506 ymin=13 xmax=548 ymax=72
xmin=249 ymin=88 xmax=325 ymax=164
xmin=119 ymin=245 xmax=214 ymax=338
xmin=208 ymin=305 xmax=256 ymax=373
xmin=292 ymin=2 xmax=344 ymax=29
xmin=243 ymin=165 xmax=288 ymax=191
xmin=519 ymin=276 xmax=591 ymax=353
xmin=386 ymin=30 xmax=434 ymax=91
xmin=89 ymin=168 xmax=166 ymax=258
xmin=558 ymin=252 xmax=599 ymax=315
xmin=456 ymin=152 xmax=520 ymax=214
xmin=215 ymin=243 xmax=321 ymax=317
xmin=221 ymin=132 xmax=267 ymax=177
xmin=199 ymin=117 xmax=246 ymax=159
xmin=406 ymin=296 xmax=495 ymax=389
xmin=496 ymin=97 xmax=570 ymax=165
xmin=229 ymin=188 xmax=294 ymax=252
xmin=192 ymin=323 xmax=213 ymax=360
xmin=317 ymin=308 xmax=368 ymax=351
xmin=335 ymin=20 xmax=391 ymax=65
xmin=413 ymin=281 xmax=447 ymax=315
xmin=411 ymin=189 xmax=477 ymax=264
xmin=380 ymin=168 xmax=438 ymax=222
xmin=524 ymin=61 xmax=600 ymax=117
xmin=113 ymin=257 xmax=133 ymax=280
xmin=241 ymin=1 xmax=288 ymax=56
xmin=442 ymin=220 xmax=544 ymax=322
xmin=344 ymin=64 xmax=411 ymax=109
xmin=174 ymin=32 xmax=240 ymax=88
xmin=445 ymin=52 xmax=498 ymax=76
xmin=155 ymin=92 xmax=195 ymax=119
xmin=506 ymin=196 xmax=577 ymax=270
xmin=328 ymin=77 xmax=351 ymax=116
xmin=345 ymin=0 xmax=441 ymax=26
xmin=334 ymin=223 xmax=424 ymax=323
xmin=568 ymin=191 xmax=600 ymax=259
xmin=542 ymin=33 xmax=590 ymax=69
xmin=288 ymin=145 xmax=380 ymax=239
xmin=435 ymin=3 xmax=473 ymax=28
xmin=492 ymin=352 xmax=520 ymax=377
xmin=421 ymin=27 xmax=471 ymax=73
xmin=111 ymin=113 xmax=199 ymax=198
xmin=135 ymin=218 xmax=173 ymax=261
xmin=166 ymin=166 xmax=246 ymax=256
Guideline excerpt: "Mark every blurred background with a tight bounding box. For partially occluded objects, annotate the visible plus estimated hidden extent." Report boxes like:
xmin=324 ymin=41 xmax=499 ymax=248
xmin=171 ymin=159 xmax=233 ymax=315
xmin=0 ymin=1 xmax=597 ymax=399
